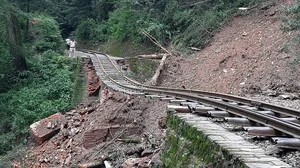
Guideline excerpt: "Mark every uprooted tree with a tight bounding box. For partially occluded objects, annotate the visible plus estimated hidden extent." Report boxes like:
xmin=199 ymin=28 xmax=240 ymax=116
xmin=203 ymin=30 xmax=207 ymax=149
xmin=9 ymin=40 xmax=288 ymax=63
xmin=141 ymin=30 xmax=172 ymax=86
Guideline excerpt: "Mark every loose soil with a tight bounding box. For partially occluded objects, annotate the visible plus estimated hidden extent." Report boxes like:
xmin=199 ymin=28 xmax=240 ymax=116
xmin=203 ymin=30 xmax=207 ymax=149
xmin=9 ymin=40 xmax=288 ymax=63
xmin=20 ymin=60 xmax=167 ymax=167
xmin=161 ymin=0 xmax=299 ymax=96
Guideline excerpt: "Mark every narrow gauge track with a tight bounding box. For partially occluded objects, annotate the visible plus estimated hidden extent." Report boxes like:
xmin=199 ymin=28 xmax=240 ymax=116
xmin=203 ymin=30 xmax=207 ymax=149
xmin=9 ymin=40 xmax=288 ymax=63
xmin=81 ymin=50 xmax=300 ymax=142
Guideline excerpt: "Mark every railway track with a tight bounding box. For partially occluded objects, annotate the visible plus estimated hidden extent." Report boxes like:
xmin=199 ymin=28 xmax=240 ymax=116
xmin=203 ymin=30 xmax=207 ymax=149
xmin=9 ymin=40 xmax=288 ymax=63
xmin=81 ymin=50 xmax=300 ymax=150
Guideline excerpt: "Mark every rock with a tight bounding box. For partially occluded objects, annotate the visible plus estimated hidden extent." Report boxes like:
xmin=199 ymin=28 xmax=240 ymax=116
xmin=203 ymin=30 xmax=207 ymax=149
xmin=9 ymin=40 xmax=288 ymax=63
xmin=79 ymin=109 xmax=88 ymax=115
xmin=151 ymin=152 xmax=163 ymax=167
xmin=279 ymin=94 xmax=291 ymax=100
xmin=69 ymin=128 xmax=80 ymax=136
xmin=104 ymin=161 xmax=112 ymax=168
xmin=65 ymin=154 xmax=71 ymax=165
xmin=126 ymin=145 xmax=144 ymax=155
xmin=79 ymin=161 xmax=105 ymax=168
xmin=201 ymin=162 xmax=213 ymax=168
xmin=268 ymin=8 xmax=277 ymax=16
xmin=83 ymin=127 xmax=109 ymax=149
xmin=62 ymin=129 xmax=69 ymax=138
xmin=87 ymin=107 xmax=96 ymax=113
xmin=51 ymin=121 xmax=57 ymax=129
xmin=66 ymin=139 xmax=73 ymax=148
xmin=158 ymin=117 xmax=167 ymax=129
xmin=242 ymin=32 xmax=248 ymax=36
xmin=278 ymin=94 xmax=298 ymax=100
xmin=66 ymin=112 xmax=74 ymax=116
xmin=73 ymin=121 xmax=81 ymax=127
xmin=108 ymin=124 xmax=142 ymax=139
xmin=30 ymin=113 xmax=66 ymax=144
xmin=263 ymin=89 xmax=278 ymax=97
xmin=265 ymin=145 xmax=281 ymax=155
xmin=47 ymin=122 xmax=52 ymax=129
xmin=122 ymin=158 xmax=141 ymax=168
xmin=141 ymin=149 xmax=153 ymax=157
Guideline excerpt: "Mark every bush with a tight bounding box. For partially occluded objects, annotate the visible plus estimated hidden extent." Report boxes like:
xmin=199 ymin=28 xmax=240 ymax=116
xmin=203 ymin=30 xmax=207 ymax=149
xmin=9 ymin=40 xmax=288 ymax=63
xmin=107 ymin=6 xmax=141 ymax=41
xmin=73 ymin=0 xmax=261 ymax=49
xmin=76 ymin=19 xmax=108 ymax=42
xmin=169 ymin=0 xmax=260 ymax=48
xmin=0 ymin=51 xmax=77 ymax=155
xmin=129 ymin=58 xmax=158 ymax=82
xmin=282 ymin=1 xmax=300 ymax=31
xmin=28 ymin=14 xmax=64 ymax=53
xmin=0 ymin=18 xmax=13 ymax=93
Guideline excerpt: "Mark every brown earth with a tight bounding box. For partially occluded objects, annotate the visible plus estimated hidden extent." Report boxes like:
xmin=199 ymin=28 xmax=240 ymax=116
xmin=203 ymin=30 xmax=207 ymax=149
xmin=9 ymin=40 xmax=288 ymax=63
xmin=20 ymin=60 xmax=167 ymax=168
xmin=161 ymin=0 xmax=300 ymax=96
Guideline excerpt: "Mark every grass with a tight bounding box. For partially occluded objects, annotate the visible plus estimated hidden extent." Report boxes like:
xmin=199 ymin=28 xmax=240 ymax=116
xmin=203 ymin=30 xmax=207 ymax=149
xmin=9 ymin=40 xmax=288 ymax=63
xmin=163 ymin=112 xmax=245 ymax=168
xmin=70 ymin=57 xmax=85 ymax=108
xmin=127 ymin=58 xmax=158 ymax=83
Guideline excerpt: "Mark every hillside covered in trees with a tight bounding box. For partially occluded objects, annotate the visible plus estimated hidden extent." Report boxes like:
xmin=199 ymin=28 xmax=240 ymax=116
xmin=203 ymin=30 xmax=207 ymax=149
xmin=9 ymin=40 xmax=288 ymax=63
xmin=1 ymin=0 xmax=300 ymax=166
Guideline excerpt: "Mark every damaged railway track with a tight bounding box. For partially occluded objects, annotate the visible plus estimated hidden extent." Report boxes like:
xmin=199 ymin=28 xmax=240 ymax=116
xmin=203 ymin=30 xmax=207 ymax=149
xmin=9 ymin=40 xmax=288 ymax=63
xmin=81 ymin=50 xmax=300 ymax=150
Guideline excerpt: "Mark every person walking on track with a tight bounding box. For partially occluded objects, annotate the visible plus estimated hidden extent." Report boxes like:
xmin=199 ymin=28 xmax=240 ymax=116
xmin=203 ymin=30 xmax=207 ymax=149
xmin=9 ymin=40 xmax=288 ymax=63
xmin=69 ymin=40 xmax=77 ymax=58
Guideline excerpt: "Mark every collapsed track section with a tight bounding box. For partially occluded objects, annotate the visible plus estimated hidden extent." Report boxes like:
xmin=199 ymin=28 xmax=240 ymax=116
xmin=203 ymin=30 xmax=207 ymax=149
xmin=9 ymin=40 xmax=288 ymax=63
xmin=81 ymin=50 xmax=300 ymax=149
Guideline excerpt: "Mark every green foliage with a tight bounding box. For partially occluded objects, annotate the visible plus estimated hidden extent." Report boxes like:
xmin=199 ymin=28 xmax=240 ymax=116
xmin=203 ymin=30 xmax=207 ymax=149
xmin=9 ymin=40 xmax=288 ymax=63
xmin=28 ymin=14 xmax=63 ymax=53
xmin=70 ymin=57 xmax=84 ymax=107
xmin=61 ymin=0 xmax=93 ymax=29
xmin=100 ymin=40 xmax=158 ymax=58
xmin=128 ymin=58 xmax=158 ymax=82
xmin=76 ymin=19 xmax=108 ymax=42
xmin=0 ymin=0 xmax=83 ymax=158
xmin=10 ymin=0 xmax=263 ymax=49
xmin=164 ymin=114 xmax=244 ymax=168
xmin=69 ymin=0 xmax=261 ymax=49
xmin=282 ymin=0 xmax=300 ymax=31
xmin=0 ymin=5 xmax=14 ymax=92
xmin=170 ymin=0 xmax=260 ymax=48
xmin=107 ymin=6 xmax=141 ymax=41
xmin=0 ymin=51 xmax=78 ymax=155
xmin=91 ymin=0 xmax=114 ymax=21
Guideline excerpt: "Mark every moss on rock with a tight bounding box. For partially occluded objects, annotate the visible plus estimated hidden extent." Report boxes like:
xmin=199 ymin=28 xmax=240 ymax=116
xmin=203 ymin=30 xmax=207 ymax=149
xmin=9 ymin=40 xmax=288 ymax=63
xmin=162 ymin=111 xmax=245 ymax=168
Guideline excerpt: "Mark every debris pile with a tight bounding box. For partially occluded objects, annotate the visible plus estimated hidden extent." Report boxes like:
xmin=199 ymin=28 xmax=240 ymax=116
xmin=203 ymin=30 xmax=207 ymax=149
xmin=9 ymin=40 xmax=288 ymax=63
xmin=22 ymin=87 xmax=167 ymax=167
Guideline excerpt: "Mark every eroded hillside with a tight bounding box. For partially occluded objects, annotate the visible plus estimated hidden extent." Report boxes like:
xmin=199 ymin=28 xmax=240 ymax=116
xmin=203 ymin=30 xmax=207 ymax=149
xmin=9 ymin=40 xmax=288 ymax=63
xmin=161 ymin=0 xmax=299 ymax=96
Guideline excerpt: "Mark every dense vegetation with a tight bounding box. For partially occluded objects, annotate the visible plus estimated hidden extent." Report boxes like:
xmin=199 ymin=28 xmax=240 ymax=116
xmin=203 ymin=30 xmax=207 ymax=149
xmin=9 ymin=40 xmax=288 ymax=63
xmin=0 ymin=0 xmax=83 ymax=157
xmin=0 ymin=0 xmax=264 ymax=161
xmin=72 ymin=0 xmax=260 ymax=48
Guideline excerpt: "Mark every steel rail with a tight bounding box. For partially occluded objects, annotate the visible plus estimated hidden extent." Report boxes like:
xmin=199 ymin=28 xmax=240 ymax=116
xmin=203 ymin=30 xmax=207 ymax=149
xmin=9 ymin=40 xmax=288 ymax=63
xmin=94 ymin=49 xmax=300 ymax=119
xmin=88 ymin=52 xmax=300 ymax=138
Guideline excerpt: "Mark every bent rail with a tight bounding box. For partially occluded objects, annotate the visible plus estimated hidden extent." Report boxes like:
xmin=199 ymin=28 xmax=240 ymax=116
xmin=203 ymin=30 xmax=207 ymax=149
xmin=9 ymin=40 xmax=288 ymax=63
xmin=80 ymin=49 xmax=300 ymax=138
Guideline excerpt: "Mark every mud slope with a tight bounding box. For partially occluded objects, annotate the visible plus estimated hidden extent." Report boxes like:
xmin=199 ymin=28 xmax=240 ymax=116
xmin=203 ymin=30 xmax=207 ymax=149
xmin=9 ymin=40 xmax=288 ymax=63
xmin=161 ymin=0 xmax=299 ymax=95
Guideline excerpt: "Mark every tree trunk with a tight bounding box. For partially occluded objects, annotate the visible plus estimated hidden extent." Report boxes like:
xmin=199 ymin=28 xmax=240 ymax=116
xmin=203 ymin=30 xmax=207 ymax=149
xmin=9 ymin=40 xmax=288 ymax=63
xmin=6 ymin=7 xmax=27 ymax=71
xmin=149 ymin=54 xmax=168 ymax=85
xmin=25 ymin=0 xmax=30 ymax=40
xmin=135 ymin=54 xmax=164 ymax=59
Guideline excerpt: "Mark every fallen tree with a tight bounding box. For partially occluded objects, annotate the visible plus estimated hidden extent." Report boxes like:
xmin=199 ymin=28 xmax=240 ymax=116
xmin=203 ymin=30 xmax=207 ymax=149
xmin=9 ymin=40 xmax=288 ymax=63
xmin=141 ymin=30 xmax=172 ymax=86
xmin=135 ymin=54 xmax=164 ymax=59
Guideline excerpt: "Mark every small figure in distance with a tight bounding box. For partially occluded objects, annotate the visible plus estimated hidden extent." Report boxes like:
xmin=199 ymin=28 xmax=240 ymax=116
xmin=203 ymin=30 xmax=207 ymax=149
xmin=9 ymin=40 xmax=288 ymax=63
xmin=69 ymin=39 xmax=77 ymax=58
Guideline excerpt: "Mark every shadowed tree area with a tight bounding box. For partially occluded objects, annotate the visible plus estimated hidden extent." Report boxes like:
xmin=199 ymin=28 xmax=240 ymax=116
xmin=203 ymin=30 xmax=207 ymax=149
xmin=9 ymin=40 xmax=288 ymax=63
xmin=5 ymin=5 xmax=27 ymax=71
